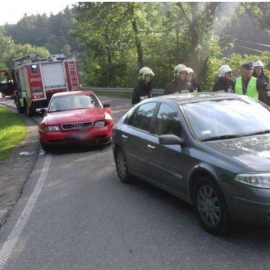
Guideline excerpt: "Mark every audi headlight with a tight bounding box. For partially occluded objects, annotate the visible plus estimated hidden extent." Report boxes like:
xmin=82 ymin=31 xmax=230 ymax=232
xmin=234 ymin=173 xmax=270 ymax=188
xmin=42 ymin=125 xmax=60 ymax=132
xmin=95 ymin=121 xmax=106 ymax=127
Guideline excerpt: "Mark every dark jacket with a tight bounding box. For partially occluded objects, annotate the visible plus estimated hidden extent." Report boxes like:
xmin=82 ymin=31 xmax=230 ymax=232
xmin=253 ymin=72 xmax=269 ymax=83
xmin=131 ymin=81 xmax=152 ymax=105
xmin=164 ymin=79 xmax=189 ymax=95
xmin=212 ymin=78 xmax=234 ymax=93
xmin=186 ymin=79 xmax=203 ymax=92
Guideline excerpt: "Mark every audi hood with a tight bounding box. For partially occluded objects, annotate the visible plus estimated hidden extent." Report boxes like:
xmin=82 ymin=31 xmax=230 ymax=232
xmin=43 ymin=108 xmax=106 ymax=126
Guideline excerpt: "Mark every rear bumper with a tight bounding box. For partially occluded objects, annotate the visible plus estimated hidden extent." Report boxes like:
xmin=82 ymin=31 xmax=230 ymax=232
xmin=39 ymin=125 xmax=113 ymax=145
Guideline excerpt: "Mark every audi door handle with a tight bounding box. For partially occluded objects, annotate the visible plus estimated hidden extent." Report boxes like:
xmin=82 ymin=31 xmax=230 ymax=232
xmin=122 ymin=135 xmax=128 ymax=139
xmin=147 ymin=144 xmax=156 ymax=150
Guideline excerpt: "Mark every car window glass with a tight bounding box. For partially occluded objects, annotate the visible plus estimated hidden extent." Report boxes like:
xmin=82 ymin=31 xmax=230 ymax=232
xmin=155 ymin=103 xmax=181 ymax=136
xmin=49 ymin=95 xmax=101 ymax=112
xmin=183 ymin=98 xmax=270 ymax=140
xmin=128 ymin=102 xmax=157 ymax=132
xmin=74 ymin=95 xmax=100 ymax=109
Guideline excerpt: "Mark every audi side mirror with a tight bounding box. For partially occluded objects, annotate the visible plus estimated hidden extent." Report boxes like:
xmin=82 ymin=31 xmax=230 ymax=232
xmin=103 ymin=103 xmax=112 ymax=114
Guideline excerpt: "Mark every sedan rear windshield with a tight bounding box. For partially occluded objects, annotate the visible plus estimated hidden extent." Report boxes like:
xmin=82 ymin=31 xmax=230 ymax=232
xmin=182 ymin=98 xmax=270 ymax=141
xmin=49 ymin=95 xmax=101 ymax=112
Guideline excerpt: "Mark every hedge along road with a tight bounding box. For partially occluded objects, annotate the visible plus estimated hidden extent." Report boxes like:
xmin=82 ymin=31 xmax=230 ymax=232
xmin=1 ymin=97 xmax=270 ymax=270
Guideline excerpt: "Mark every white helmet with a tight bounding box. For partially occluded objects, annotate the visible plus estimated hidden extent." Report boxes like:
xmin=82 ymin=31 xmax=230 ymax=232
xmin=138 ymin=67 xmax=155 ymax=80
xmin=174 ymin=64 xmax=187 ymax=77
xmin=218 ymin=65 xmax=232 ymax=77
xmin=186 ymin=67 xmax=194 ymax=75
xmin=253 ymin=61 xmax=264 ymax=69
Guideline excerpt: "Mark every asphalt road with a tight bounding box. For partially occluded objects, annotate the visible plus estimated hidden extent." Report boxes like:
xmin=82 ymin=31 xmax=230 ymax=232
xmin=1 ymin=97 xmax=270 ymax=270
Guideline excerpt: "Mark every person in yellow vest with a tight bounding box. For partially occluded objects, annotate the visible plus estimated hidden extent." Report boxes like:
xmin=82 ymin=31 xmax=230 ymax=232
xmin=234 ymin=61 xmax=270 ymax=105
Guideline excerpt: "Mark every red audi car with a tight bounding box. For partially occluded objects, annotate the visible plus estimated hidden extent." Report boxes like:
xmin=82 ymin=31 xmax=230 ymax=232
xmin=38 ymin=91 xmax=114 ymax=152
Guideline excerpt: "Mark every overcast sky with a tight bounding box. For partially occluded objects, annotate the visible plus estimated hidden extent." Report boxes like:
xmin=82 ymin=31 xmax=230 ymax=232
xmin=0 ymin=0 xmax=78 ymax=25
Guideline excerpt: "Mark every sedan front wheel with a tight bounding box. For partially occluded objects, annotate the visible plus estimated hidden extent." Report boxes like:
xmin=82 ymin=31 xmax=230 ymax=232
xmin=194 ymin=177 xmax=230 ymax=235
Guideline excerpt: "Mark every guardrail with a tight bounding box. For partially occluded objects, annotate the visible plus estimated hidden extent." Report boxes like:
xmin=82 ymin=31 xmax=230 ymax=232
xmin=81 ymin=87 xmax=165 ymax=95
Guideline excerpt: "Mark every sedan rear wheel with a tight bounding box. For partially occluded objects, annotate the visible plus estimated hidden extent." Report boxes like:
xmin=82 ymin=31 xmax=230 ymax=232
xmin=115 ymin=148 xmax=133 ymax=184
xmin=194 ymin=177 xmax=230 ymax=235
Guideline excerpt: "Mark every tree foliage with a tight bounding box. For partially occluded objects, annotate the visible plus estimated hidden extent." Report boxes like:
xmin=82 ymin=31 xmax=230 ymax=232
xmin=1 ymin=2 xmax=269 ymax=91
xmin=0 ymin=27 xmax=49 ymax=77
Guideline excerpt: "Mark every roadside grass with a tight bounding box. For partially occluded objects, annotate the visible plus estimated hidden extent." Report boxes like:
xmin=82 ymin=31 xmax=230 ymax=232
xmin=94 ymin=91 xmax=162 ymax=99
xmin=0 ymin=106 xmax=27 ymax=161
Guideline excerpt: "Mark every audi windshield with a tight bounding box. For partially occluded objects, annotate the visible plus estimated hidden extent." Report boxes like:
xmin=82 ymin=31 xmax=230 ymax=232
xmin=49 ymin=95 xmax=101 ymax=112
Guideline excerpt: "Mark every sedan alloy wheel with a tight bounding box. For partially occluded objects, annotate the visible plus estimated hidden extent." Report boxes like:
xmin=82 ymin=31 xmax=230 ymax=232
xmin=194 ymin=177 xmax=230 ymax=235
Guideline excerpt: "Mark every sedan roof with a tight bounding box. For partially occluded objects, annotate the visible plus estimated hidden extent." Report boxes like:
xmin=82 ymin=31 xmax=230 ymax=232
xmin=153 ymin=93 xmax=244 ymax=105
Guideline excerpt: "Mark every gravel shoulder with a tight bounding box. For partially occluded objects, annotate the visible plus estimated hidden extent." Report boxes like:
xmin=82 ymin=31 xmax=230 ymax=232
xmin=0 ymin=104 xmax=40 ymax=227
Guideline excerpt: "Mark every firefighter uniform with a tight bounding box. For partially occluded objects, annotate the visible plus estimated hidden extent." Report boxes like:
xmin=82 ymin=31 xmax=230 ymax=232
xmin=164 ymin=79 xmax=190 ymax=94
xmin=212 ymin=65 xmax=234 ymax=93
xmin=132 ymin=67 xmax=154 ymax=106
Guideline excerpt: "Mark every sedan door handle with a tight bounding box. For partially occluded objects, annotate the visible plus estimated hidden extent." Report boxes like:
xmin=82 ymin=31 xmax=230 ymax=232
xmin=122 ymin=134 xmax=128 ymax=139
xmin=147 ymin=144 xmax=156 ymax=150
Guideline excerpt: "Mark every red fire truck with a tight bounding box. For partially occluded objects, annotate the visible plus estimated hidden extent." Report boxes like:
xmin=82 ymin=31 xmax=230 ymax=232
xmin=0 ymin=53 xmax=80 ymax=116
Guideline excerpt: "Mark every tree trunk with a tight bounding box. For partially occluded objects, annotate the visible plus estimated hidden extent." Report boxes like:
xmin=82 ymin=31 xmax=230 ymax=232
xmin=175 ymin=22 xmax=180 ymax=62
xmin=132 ymin=20 xmax=144 ymax=68
xmin=177 ymin=2 xmax=219 ymax=79
xmin=129 ymin=3 xmax=144 ymax=68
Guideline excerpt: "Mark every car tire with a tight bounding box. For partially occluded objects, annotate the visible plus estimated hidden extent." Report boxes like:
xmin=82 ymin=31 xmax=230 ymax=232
xmin=40 ymin=141 xmax=52 ymax=153
xmin=115 ymin=148 xmax=134 ymax=184
xmin=193 ymin=177 xmax=230 ymax=235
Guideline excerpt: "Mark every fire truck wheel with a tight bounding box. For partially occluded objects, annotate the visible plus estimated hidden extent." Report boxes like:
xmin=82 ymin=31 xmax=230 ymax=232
xmin=17 ymin=104 xmax=24 ymax=113
xmin=40 ymin=141 xmax=52 ymax=152
xmin=13 ymin=96 xmax=24 ymax=113
xmin=24 ymin=100 xmax=33 ymax=116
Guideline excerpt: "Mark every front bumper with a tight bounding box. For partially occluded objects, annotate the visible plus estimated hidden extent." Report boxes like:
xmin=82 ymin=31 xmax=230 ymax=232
xmin=39 ymin=125 xmax=113 ymax=145
xmin=222 ymin=182 xmax=270 ymax=226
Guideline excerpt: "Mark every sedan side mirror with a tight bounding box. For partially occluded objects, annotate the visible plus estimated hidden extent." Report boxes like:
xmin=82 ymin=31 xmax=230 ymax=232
xmin=103 ymin=103 xmax=112 ymax=114
xmin=36 ymin=108 xmax=47 ymax=115
xmin=159 ymin=134 xmax=184 ymax=146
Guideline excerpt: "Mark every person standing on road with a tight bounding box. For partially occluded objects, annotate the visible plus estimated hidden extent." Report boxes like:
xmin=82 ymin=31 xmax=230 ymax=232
xmin=186 ymin=67 xmax=203 ymax=92
xmin=164 ymin=64 xmax=189 ymax=95
xmin=234 ymin=61 xmax=270 ymax=105
xmin=212 ymin=65 xmax=234 ymax=93
xmin=131 ymin=67 xmax=155 ymax=106
xmin=253 ymin=61 xmax=269 ymax=83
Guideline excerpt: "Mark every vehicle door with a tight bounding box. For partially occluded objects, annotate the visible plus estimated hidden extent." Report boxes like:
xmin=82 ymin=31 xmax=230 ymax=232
xmin=145 ymin=102 xmax=190 ymax=195
xmin=120 ymin=102 xmax=158 ymax=178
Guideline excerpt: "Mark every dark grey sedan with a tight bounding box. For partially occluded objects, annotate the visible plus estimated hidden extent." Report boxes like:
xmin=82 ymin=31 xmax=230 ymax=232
xmin=112 ymin=93 xmax=270 ymax=235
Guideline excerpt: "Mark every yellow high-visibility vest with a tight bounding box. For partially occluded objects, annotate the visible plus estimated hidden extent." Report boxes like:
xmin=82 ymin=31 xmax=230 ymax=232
xmin=235 ymin=77 xmax=258 ymax=99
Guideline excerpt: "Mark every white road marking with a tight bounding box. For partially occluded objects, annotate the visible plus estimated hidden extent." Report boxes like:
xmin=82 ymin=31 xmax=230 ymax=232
xmin=0 ymin=154 xmax=51 ymax=269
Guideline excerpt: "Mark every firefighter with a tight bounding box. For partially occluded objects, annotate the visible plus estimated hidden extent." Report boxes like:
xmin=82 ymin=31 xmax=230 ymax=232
xmin=164 ymin=64 xmax=189 ymax=95
xmin=186 ymin=67 xmax=203 ymax=92
xmin=234 ymin=61 xmax=270 ymax=105
xmin=253 ymin=61 xmax=269 ymax=83
xmin=131 ymin=67 xmax=155 ymax=106
xmin=212 ymin=65 xmax=234 ymax=93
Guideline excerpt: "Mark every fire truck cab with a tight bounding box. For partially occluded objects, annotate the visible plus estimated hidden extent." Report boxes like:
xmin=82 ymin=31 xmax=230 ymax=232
xmin=1 ymin=53 xmax=80 ymax=116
